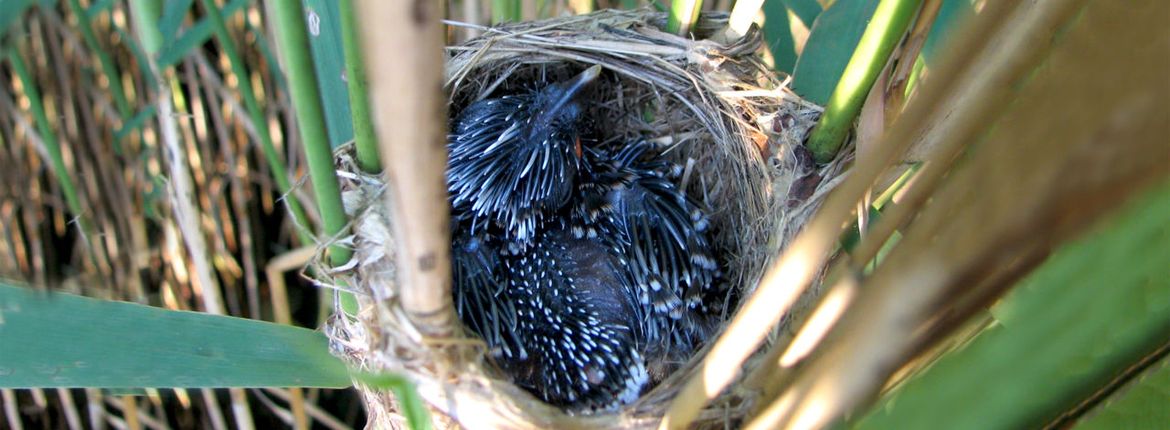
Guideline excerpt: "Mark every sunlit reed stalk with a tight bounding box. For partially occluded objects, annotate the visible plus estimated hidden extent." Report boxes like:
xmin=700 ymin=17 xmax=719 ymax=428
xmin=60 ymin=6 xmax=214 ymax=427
xmin=569 ymin=0 xmax=594 ymax=14
xmin=666 ymin=0 xmax=702 ymax=35
xmin=338 ymin=0 xmax=381 ymax=173
xmin=726 ymin=0 xmax=763 ymax=38
xmin=356 ymin=0 xmax=454 ymax=337
xmin=268 ymin=2 xmax=352 ymax=268
xmin=806 ymin=0 xmax=924 ymax=163
xmin=197 ymin=0 xmax=313 ymax=245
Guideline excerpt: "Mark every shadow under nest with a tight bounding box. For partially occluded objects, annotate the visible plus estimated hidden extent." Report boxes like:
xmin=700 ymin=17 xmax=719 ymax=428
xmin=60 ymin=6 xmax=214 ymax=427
xmin=321 ymin=9 xmax=838 ymax=429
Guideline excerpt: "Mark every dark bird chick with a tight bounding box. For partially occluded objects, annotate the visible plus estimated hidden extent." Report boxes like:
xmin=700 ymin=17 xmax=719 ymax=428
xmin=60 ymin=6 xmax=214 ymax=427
xmin=447 ymin=65 xmax=602 ymax=251
xmin=452 ymin=141 xmax=723 ymax=409
xmin=446 ymin=67 xmax=722 ymax=409
xmin=571 ymin=141 xmax=721 ymax=352
xmin=495 ymin=224 xmax=650 ymax=409
xmin=450 ymin=225 xmax=524 ymax=358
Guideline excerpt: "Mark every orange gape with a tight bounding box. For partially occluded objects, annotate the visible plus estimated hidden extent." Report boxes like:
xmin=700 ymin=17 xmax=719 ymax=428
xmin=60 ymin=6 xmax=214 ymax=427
xmin=575 ymin=136 xmax=583 ymax=159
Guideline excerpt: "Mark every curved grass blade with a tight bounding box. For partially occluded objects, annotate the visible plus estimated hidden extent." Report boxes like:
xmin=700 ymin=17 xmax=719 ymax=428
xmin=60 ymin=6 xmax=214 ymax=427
xmin=157 ymin=0 xmax=193 ymax=43
xmin=6 ymin=48 xmax=91 ymax=237
xmin=0 ymin=0 xmax=37 ymax=36
xmin=114 ymin=105 xmax=158 ymax=142
xmin=157 ymin=0 xmax=248 ymax=68
xmin=353 ymin=372 xmax=432 ymax=430
xmin=196 ymin=0 xmax=313 ymax=245
xmin=0 ymin=283 xmax=350 ymax=389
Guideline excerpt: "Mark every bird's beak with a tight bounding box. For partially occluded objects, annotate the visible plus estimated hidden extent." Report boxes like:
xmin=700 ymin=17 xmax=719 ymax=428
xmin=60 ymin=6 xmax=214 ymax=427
xmin=562 ymin=65 xmax=602 ymax=100
xmin=543 ymin=65 xmax=603 ymax=119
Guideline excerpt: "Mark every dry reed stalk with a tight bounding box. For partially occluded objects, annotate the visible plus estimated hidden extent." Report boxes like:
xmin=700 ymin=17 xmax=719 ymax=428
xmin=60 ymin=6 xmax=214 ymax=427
xmin=747 ymin=0 xmax=1170 ymax=428
xmin=356 ymin=0 xmax=458 ymax=337
xmin=741 ymin=0 xmax=1024 ymax=402
xmin=883 ymin=0 xmax=942 ymax=122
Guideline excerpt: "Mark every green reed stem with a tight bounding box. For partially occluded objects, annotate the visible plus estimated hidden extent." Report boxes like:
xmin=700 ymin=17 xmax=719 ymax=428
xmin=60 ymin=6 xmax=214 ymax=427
xmin=268 ymin=2 xmax=350 ymax=268
xmin=806 ymin=0 xmax=924 ymax=163
xmin=338 ymin=0 xmax=380 ymax=173
xmin=666 ymin=0 xmax=702 ymax=35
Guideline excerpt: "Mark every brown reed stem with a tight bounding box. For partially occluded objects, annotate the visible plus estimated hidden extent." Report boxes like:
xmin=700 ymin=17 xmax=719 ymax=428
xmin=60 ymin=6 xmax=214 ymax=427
xmin=354 ymin=1 xmax=456 ymax=337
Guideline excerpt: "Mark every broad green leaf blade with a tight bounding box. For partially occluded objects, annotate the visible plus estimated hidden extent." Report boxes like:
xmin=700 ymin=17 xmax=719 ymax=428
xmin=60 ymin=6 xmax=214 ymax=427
xmin=1074 ymin=356 xmax=1170 ymax=430
xmin=920 ymin=0 xmax=973 ymax=64
xmin=851 ymin=179 xmax=1170 ymax=430
xmin=0 ymin=284 xmax=351 ymax=389
xmin=0 ymin=0 xmax=36 ymax=36
xmin=300 ymin=0 xmax=354 ymax=149
xmin=762 ymin=0 xmax=823 ymax=74
xmin=791 ymin=0 xmax=879 ymax=104
xmin=157 ymin=0 xmax=193 ymax=43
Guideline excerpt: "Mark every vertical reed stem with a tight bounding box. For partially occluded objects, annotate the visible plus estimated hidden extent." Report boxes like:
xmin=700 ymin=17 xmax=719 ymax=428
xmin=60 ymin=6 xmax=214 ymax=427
xmin=338 ymin=0 xmax=381 ymax=173
xmin=805 ymin=0 xmax=924 ymax=163
xmin=268 ymin=2 xmax=352 ymax=268
xmin=355 ymin=0 xmax=455 ymax=337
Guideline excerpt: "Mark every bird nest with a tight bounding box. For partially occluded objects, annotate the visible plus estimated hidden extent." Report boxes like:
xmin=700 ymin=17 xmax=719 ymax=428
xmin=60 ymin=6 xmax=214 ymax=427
xmin=319 ymin=9 xmax=846 ymax=429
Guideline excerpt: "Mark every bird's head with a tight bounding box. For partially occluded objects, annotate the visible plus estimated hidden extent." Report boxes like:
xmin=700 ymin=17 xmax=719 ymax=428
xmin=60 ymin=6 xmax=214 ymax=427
xmin=528 ymin=65 xmax=602 ymax=142
xmin=446 ymin=65 xmax=604 ymax=248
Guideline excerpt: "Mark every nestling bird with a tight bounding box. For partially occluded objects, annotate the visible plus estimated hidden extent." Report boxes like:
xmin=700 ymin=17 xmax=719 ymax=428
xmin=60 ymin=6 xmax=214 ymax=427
xmin=570 ymin=141 xmax=722 ymax=374
xmin=451 ymin=226 xmax=521 ymax=354
xmin=447 ymin=65 xmax=602 ymax=251
xmin=495 ymin=224 xmax=650 ymax=408
xmin=448 ymin=65 xmax=721 ymax=410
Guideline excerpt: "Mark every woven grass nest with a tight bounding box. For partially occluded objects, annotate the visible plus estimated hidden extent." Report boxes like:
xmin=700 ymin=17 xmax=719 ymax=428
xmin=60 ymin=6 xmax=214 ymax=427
xmin=321 ymin=9 xmax=848 ymax=429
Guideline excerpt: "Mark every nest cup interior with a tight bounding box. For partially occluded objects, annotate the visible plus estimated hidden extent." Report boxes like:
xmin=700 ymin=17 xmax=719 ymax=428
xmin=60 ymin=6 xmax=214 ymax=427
xmin=445 ymin=32 xmax=777 ymax=413
xmin=325 ymin=10 xmax=829 ymax=427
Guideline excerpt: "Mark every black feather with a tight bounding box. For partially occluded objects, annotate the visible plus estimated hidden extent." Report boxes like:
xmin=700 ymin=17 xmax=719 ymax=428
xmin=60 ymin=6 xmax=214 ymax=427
xmin=497 ymin=226 xmax=649 ymax=408
xmin=451 ymin=226 xmax=525 ymax=357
